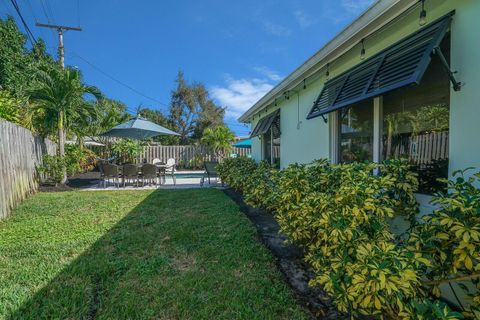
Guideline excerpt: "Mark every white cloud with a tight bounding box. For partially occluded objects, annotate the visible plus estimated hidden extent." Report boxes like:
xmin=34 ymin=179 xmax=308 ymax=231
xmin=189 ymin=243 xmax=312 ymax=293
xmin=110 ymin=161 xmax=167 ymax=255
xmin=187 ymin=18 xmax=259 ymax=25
xmin=254 ymin=66 xmax=283 ymax=82
xmin=263 ymin=21 xmax=292 ymax=36
xmin=340 ymin=0 xmax=376 ymax=16
xmin=211 ymin=67 xmax=283 ymax=120
xmin=294 ymin=10 xmax=316 ymax=29
xmin=211 ymin=77 xmax=274 ymax=120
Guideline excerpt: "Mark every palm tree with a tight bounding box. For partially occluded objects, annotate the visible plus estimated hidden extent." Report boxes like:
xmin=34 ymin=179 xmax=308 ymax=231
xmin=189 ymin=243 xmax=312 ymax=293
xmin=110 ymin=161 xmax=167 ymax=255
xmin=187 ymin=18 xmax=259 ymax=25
xmin=201 ymin=126 xmax=235 ymax=159
xmin=28 ymin=67 xmax=102 ymax=183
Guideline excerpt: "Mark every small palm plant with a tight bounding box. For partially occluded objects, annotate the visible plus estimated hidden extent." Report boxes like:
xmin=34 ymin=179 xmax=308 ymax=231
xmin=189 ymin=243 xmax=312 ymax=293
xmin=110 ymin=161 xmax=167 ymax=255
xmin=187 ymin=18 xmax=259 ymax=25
xmin=201 ymin=126 xmax=235 ymax=160
xmin=28 ymin=67 xmax=102 ymax=183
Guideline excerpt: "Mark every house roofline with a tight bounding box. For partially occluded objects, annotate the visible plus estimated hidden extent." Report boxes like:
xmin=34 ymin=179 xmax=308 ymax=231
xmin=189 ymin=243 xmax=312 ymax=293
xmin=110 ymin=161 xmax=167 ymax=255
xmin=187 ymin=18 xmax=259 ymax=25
xmin=238 ymin=0 xmax=418 ymax=123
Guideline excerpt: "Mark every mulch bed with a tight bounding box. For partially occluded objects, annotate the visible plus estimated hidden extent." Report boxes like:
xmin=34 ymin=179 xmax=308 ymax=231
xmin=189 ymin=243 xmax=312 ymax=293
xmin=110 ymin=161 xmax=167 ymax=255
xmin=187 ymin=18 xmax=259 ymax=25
xmin=39 ymin=171 xmax=101 ymax=192
xmin=223 ymin=188 xmax=349 ymax=320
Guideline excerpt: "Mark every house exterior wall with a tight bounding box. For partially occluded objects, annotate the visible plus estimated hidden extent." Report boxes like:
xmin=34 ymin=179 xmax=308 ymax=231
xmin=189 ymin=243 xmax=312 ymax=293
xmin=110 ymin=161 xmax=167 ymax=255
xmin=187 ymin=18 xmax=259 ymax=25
xmin=250 ymin=0 xmax=480 ymax=176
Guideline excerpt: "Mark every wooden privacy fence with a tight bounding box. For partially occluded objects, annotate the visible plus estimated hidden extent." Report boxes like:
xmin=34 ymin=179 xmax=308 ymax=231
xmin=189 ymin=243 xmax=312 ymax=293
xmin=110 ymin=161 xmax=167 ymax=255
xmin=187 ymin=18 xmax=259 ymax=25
xmin=138 ymin=145 xmax=251 ymax=166
xmin=384 ymin=131 xmax=449 ymax=164
xmin=0 ymin=119 xmax=56 ymax=219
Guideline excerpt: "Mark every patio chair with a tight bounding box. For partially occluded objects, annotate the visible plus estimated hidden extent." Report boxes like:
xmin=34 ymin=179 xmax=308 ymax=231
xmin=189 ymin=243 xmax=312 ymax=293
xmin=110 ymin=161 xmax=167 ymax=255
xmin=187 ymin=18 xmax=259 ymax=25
xmin=164 ymin=158 xmax=176 ymax=185
xmin=152 ymin=158 xmax=163 ymax=165
xmin=204 ymin=161 xmax=220 ymax=184
xmin=122 ymin=164 xmax=139 ymax=187
xmin=140 ymin=164 xmax=158 ymax=186
xmin=102 ymin=163 xmax=120 ymax=188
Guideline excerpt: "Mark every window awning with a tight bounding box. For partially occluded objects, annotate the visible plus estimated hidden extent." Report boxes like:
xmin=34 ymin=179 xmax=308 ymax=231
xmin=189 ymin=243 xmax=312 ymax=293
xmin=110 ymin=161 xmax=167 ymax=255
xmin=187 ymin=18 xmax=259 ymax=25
xmin=250 ymin=109 xmax=280 ymax=138
xmin=307 ymin=13 xmax=453 ymax=120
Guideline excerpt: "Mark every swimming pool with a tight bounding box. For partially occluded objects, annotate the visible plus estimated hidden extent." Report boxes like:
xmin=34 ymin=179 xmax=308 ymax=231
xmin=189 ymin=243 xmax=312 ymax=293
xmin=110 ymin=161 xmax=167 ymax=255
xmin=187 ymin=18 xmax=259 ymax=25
xmin=174 ymin=172 xmax=205 ymax=179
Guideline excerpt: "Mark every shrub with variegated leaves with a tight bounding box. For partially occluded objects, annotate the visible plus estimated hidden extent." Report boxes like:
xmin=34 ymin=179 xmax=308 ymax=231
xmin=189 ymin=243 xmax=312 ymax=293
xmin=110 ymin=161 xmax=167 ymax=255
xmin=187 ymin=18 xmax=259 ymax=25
xmin=410 ymin=169 xmax=480 ymax=319
xmin=218 ymin=157 xmax=471 ymax=319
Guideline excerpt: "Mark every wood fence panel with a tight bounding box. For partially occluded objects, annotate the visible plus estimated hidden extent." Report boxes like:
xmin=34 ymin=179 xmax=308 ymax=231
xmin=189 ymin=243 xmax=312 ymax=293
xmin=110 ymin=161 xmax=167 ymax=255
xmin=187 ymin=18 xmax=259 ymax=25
xmin=0 ymin=119 xmax=56 ymax=220
xmin=135 ymin=145 xmax=251 ymax=165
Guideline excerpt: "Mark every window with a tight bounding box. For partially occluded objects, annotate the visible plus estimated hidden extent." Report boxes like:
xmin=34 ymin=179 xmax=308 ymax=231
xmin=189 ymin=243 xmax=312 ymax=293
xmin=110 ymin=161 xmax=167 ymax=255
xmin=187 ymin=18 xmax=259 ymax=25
xmin=339 ymin=99 xmax=374 ymax=163
xmin=263 ymin=115 xmax=280 ymax=168
xmin=336 ymin=34 xmax=450 ymax=194
xmin=382 ymin=36 xmax=450 ymax=193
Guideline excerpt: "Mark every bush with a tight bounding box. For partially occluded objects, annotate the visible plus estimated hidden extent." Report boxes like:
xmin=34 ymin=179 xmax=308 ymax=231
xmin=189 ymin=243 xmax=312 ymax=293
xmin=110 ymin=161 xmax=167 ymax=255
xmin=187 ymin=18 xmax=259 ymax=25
xmin=38 ymin=155 xmax=65 ymax=183
xmin=410 ymin=169 xmax=480 ymax=319
xmin=218 ymin=157 xmax=470 ymax=319
xmin=64 ymin=144 xmax=97 ymax=175
xmin=38 ymin=146 xmax=97 ymax=183
xmin=111 ymin=139 xmax=145 ymax=164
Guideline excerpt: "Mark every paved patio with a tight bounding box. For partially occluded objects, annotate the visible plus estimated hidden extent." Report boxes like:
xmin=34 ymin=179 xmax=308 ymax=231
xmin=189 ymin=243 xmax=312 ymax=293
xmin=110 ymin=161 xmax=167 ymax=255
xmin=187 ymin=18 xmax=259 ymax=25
xmin=68 ymin=171 xmax=224 ymax=191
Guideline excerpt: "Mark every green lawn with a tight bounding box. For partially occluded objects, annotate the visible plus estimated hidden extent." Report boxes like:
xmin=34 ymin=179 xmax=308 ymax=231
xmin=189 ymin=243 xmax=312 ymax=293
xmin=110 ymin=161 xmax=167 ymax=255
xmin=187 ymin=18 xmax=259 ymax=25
xmin=0 ymin=189 xmax=308 ymax=320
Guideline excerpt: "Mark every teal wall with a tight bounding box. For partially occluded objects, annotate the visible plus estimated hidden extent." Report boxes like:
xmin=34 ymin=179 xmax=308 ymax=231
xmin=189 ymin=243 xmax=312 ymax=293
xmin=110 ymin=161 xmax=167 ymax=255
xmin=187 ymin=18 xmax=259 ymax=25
xmin=250 ymin=0 xmax=480 ymax=176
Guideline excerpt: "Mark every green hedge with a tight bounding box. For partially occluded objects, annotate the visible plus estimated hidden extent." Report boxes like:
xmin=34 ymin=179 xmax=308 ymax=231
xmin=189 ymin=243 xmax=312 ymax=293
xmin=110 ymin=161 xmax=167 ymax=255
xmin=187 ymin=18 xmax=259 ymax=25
xmin=218 ymin=158 xmax=479 ymax=319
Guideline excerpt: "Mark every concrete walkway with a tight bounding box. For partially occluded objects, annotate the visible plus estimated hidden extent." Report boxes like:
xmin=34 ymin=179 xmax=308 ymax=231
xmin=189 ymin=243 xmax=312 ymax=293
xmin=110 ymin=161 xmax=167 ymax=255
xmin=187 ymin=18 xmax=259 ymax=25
xmin=67 ymin=170 xmax=224 ymax=191
xmin=81 ymin=177 xmax=224 ymax=191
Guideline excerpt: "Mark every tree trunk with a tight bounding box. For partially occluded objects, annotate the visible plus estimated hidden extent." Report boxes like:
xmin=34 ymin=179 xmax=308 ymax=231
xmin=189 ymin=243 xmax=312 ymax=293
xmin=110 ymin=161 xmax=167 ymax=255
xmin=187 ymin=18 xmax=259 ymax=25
xmin=58 ymin=111 xmax=68 ymax=184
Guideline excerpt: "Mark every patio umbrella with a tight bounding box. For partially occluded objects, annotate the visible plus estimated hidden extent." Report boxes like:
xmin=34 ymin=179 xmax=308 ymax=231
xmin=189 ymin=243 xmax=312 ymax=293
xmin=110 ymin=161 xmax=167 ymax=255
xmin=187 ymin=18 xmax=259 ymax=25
xmin=101 ymin=116 xmax=180 ymax=140
xmin=233 ymin=139 xmax=252 ymax=149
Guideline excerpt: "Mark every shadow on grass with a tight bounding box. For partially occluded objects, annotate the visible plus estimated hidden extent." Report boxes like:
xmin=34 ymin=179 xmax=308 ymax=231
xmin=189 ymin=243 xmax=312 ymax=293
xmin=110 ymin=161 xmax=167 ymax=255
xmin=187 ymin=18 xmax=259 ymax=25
xmin=7 ymin=189 xmax=307 ymax=320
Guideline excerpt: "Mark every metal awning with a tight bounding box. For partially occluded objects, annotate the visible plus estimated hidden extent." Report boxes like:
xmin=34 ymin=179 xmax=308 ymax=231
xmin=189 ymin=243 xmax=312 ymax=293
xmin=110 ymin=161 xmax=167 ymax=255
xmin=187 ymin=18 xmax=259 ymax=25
xmin=307 ymin=13 xmax=455 ymax=120
xmin=250 ymin=109 xmax=280 ymax=138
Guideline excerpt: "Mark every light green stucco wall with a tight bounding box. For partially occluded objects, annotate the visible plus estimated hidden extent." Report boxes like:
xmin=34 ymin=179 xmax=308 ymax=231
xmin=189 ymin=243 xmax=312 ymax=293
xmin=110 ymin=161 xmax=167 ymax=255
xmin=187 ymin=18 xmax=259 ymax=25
xmin=449 ymin=0 xmax=480 ymax=177
xmin=250 ymin=80 xmax=330 ymax=168
xmin=250 ymin=0 xmax=479 ymax=176
xmin=278 ymin=80 xmax=330 ymax=168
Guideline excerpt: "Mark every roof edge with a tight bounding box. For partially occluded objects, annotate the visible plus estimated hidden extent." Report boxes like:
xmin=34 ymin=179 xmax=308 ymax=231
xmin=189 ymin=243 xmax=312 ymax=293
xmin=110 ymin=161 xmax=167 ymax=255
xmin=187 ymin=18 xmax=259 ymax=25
xmin=238 ymin=0 xmax=418 ymax=123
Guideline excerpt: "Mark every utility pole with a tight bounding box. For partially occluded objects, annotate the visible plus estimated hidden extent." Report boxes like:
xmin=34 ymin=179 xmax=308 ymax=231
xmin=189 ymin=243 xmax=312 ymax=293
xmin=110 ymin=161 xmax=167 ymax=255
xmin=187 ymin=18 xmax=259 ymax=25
xmin=35 ymin=23 xmax=82 ymax=184
xmin=35 ymin=23 xmax=82 ymax=69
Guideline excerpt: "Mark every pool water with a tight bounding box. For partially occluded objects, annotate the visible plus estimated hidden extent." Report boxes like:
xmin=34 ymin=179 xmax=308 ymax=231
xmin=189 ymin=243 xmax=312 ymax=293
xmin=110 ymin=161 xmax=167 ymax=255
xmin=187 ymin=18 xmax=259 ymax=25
xmin=174 ymin=173 xmax=205 ymax=179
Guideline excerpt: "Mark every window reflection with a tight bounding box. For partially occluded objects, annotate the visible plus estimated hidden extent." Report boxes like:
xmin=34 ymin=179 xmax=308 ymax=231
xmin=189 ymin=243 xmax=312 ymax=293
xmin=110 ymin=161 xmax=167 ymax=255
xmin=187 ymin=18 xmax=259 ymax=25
xmin=382 ymin=39 xmax=450 ymax=194
xmin=340 ymin=100 xmax=374 ymax=163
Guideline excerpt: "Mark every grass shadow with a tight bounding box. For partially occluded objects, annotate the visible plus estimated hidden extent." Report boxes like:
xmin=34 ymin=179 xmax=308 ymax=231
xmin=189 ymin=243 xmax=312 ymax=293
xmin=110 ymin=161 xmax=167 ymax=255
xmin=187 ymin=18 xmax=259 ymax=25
xmin=4 ymin=189 xmax=308 ymax=320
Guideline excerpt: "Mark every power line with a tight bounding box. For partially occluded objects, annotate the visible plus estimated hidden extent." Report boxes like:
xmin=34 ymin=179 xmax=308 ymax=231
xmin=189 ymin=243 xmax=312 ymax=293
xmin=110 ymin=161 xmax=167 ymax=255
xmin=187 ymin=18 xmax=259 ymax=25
xmin=38 ymin=0 xmax=56 ymax=42
xmin=23 ymin=0 xmax=47 ymax=41
xmin=43 ymin=0 xmax=54 ymax=22
xmin=9 ymin=0 xmax=36 ymax=45
xmin=76 ymin=0 xmax=79 ymax=26
xmin=68 ymin=50 xmax=171 ymax=109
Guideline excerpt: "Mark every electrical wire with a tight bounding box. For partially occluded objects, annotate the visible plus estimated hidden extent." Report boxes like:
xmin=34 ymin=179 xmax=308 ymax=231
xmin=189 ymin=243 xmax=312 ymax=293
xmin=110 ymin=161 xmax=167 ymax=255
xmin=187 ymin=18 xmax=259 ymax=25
xmin=43 ymin=0 xmax=54 ymax=23
xmin=9 ymin=0 xmax=36 ymax=45
xmin=23 ymin=0 xmax=47 ymax=41
xmin=76 ymin=0 xmax=79 ymax=27
xmin=68 ymin=50 xmax=172 ymax=109
xmin=38 ymin=0 xmax=56 ymax=42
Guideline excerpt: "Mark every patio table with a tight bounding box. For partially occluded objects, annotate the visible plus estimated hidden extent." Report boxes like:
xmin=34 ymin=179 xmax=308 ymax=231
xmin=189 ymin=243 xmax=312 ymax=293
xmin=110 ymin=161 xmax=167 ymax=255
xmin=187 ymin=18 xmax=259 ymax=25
xmin=116 ymin=164 xmax=167 ymax=187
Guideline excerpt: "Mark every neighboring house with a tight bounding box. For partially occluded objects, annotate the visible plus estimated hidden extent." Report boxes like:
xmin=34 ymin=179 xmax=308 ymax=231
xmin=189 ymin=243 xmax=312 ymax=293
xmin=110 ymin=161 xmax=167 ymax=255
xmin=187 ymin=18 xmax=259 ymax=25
xmin=239 ymin=0 xmax=479 ymax=201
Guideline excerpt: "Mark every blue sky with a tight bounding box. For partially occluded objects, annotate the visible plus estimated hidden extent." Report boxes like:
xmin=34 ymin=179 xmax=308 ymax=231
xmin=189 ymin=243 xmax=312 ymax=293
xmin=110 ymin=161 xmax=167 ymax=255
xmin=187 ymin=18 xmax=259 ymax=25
xmin=0 ymin=0 xmax=374 ymax=135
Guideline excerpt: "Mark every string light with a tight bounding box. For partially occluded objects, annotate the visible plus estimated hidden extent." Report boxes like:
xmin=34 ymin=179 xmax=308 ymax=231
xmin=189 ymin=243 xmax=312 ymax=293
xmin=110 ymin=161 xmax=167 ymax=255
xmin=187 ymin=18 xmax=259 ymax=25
xmin=360 ymin=39 xmax=366 ymax=60
xmin=419 ymin=0 xmax=427 ymax=26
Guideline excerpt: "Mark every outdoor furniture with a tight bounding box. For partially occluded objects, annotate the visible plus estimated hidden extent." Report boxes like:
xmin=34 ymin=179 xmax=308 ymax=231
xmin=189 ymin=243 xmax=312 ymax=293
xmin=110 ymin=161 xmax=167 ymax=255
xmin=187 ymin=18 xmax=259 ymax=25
xmin=163 ymin=158 xmax=176 ymax=185
xmin=152 ymin=158 xmax=163 ymax=165
xmin=102 ymin=164 xmax=120 ymax=188
xmin=204 ymin=161 xmax=220 ymax=184
xmin=122 ymin=164 xmax=139 ymax=187
xmin=140 ymin=164 xmax=158 ymax=186
xmin=101 ymin=116 xmax=180 ymax=140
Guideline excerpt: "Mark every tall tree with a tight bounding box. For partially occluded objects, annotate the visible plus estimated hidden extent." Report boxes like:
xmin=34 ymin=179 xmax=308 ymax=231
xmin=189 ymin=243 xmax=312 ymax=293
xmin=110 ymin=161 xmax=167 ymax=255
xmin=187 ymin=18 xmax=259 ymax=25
xmin=28 ymin=67 xmax=102 ymax=183
xmin=0 ymin=17 xmax=57 ymax=99
xmin=169 ymin=71 xmax=225 ymax=144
